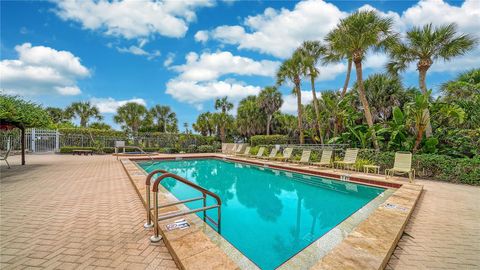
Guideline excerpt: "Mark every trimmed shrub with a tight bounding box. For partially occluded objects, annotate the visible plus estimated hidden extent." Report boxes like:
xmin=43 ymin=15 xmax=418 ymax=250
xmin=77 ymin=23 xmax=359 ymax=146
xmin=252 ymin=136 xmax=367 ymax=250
xmin=197 ymin=145 xmax=216 ymax=153
xmin=250 ymin=135 xmax=288 ymax=146
xmin=59 ymin=146 xmax=96 ymax=154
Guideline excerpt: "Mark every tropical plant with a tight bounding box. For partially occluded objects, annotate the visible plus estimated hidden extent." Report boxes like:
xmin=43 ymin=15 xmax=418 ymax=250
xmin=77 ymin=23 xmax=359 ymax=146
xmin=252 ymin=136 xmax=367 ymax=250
xmin=89 ymin=122 xmax=111 ymax=130
xmin=324 ymin=27 xmax=353 ymax=98
xmin=327 ymin=10 xmax=398 ymax=151
xmin=193 ymin=112 xmax=214 ymax=136
xmin=377 ymin=107 xmax=411 ymax=151
xmin=0 ymin=95 xmax=51 ymax=128
xmin=404 ymin=92 xmax=431 ymax=152
xmin=213 ymin=97 xmax=234 ymax=142
xmin=113 ymin=102 xmax=149 ymax=134
xmin=237 ymin=96 xmax=266 ymax=138
xmin=215 ymin=97 xmax=234 ymax=113
xmin=271 ymin=113 xmax=297 ymax=137
xmin=387 ymin=23 xmax=477 ymax=136
xmin=441 ymin=68 xmax=480 ymax=102
xmin=298 ymin=41 xmax=326 ymax=143
xmin=45 ymin=107 xmax=72 ymax=125
xmin=257 ymin=86 xmax=283 ymax=135
xmin=277 ymin=50 xmax=305 ymax=144
xmin=150 ymin=105 xmax=177 ymax=133
xmin=66 ymin=101 xmax=102 ymax=127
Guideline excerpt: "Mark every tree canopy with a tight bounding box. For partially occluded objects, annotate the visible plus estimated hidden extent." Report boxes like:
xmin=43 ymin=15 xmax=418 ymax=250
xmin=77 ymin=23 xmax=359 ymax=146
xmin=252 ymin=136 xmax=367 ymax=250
xmin=0 ymin=95 xmax=50 ymax=128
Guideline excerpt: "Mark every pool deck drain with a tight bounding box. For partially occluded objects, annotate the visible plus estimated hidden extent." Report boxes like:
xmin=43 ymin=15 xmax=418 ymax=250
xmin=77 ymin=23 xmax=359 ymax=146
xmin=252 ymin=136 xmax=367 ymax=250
xmin=122 ymin=153 xmax=423 ymax=270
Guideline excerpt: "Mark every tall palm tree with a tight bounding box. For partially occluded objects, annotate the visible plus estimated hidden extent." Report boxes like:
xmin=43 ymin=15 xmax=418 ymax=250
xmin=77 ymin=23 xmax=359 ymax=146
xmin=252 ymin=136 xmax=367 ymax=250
xmin=388 ymin=23 xmax=477 ymax=137
xmin=150 ymin=105 xmax=177 ymax=133
xmin=326 ymin=10 xmax=397 ymax=151
xmin=214 ymin=97 xmax=234 ymax=143
xmin=325 ymin=29 xmax=353 ymax=98
xmin=66 ymin=101 xmax=102 ymax=127
xmin=214 ymin=97 xmax=233 ymax=113
xmin=114 ymin=102 xmax=148 ymax=134
xmin=237 ymin=95 xmax=266 ymax=138
xmin=277 ymin=50 xmax=305 ymax=144
xmin=193 ymin=112 xmax=214 ymax=136
xmin=257 ymin=86 xmax=283 ymax=135
xmin=405 ymin=93 xmax=430 ymax=153
xmin=298 ymin=41 xmax=326 ymax=143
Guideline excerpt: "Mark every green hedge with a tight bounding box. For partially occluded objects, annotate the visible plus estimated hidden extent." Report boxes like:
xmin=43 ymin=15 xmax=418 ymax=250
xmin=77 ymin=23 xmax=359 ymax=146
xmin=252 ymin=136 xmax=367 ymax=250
xmin=359 ymin=150 xmax=479 ymax=185
xmin=59 ymin=147 xmax=97 ymax=154
xmin=250 ymin=135 xmax=288 ymax=146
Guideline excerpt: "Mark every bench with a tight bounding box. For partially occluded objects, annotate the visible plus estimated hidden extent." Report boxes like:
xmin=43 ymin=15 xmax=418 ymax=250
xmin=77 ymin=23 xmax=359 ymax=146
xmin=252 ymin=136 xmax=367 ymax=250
xmin=72 ymin=150 xmax=93 ymax=156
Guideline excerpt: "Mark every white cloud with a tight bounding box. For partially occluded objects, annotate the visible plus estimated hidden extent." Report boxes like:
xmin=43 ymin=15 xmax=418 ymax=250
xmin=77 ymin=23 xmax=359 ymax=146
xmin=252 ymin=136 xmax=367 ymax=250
xmin=194 ymin=30 xmax=209 ymax=43
xmin=90 ymin=97 xmax=147 ymax=113
xmin=54 ymin=0 xmax=215 ymax=40
xmin=280 ymin=91 xmax=315 ymax=114
xmin=163 ymin=53 xmax=176 ymax=67
xmin=208 ymin=0 xmax=347 ymax=58
xmin=173 ymin=51 xmax=280 ymax=81
xmin=0 ymin=43 xmax=89 ymax=96
xmin=116 ymin=45 xmax=161 ymax=60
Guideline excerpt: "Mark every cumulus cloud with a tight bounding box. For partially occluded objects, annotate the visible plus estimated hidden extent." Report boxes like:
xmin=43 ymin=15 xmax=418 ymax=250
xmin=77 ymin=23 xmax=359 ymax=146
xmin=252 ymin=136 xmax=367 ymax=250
xmin=280 ymin=91 xmax=316 ymax=114
xmin=90 ymin=97 xmax=147 ymax=113
xmin=0 ymin=43 xmax=89 ymax=96
xmin=163 ymin=52 xmax=176 ymax=67
xmin=116 ymin=45 xmax=161 ymax=60
xmin=165 ymin=51 xmax=278 ymax=108
xmin=53 ymin=0 xmax=214 ymax=40
xmin=194 ymin=30 xmax=209 ymax=43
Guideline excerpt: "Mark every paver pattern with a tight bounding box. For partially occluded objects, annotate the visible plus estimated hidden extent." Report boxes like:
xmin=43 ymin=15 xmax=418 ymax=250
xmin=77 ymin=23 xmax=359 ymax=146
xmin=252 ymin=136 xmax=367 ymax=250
xmin=0 ymin=155 xmax=177 ymax=269
xmin=1 ymin=154 xmax=479 ymax=269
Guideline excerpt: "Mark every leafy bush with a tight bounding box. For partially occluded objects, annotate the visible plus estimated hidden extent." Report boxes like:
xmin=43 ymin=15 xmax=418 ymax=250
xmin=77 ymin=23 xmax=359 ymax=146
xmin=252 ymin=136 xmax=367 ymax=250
xmin=158 ymin=147 xmax=178 ymax=154
xmin=250 ymin=135 xmax=288 ymax=146
xmin=197 ymin=145 xmax=216 ymax=153
xmin=59 ymin=147 xmax=97 ymax=154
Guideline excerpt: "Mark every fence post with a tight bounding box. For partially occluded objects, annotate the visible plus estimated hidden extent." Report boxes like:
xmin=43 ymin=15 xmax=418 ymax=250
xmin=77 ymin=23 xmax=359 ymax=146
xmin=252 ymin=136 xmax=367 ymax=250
xmin=55 ymin=130 xmax=60 ymax=152
xmin=31 ymin=128 xmax=36 ymax=153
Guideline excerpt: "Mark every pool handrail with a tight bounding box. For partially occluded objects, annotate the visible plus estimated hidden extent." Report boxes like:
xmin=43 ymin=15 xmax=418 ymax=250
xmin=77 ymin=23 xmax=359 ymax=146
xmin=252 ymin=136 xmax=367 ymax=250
xmin=115 ymin=145 xmax=155 ymax=161
xmin=143 ymin=169 xmax=170 ymax=228
xmin=150 ymin=173 xmax=222 ymax=243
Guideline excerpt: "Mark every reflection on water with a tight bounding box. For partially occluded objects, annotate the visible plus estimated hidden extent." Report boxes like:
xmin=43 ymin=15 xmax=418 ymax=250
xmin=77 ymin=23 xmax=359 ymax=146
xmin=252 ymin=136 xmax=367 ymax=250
xmin=140 ymin=159 xmax=384 ymax=270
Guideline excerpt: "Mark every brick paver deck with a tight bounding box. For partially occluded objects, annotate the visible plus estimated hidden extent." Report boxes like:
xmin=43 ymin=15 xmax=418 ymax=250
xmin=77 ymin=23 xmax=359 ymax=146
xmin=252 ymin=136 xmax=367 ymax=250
xmin=0 ymin=155 xmax=177 ymax=269
xmin=1 ymin=154 xmax=479 ymax=269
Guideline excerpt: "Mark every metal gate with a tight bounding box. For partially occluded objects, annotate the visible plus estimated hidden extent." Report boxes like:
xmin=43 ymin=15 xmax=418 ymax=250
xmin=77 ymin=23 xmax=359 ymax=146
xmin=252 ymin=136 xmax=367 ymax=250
xmin=26 ymin=128 xmax=60 ymax=153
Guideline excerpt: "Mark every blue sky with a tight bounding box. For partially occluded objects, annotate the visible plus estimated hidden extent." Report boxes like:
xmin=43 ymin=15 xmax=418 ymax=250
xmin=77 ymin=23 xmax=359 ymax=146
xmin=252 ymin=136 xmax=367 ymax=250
xmin=1 ymin=0 xmax=478 ymax=131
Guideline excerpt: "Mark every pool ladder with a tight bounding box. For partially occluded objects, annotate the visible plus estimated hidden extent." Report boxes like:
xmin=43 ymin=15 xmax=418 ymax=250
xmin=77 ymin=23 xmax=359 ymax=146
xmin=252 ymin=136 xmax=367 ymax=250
xmin=144 ymin=170 xmax=222 ymax=242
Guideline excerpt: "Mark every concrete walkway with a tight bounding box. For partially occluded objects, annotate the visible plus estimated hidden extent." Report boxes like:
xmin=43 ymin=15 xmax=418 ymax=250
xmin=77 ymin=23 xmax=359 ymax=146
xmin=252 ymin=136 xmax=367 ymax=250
xmin=1 ymin=154 xmax=479 ymax=269
xmin=0 ymin=155 xmax=177 ymax=269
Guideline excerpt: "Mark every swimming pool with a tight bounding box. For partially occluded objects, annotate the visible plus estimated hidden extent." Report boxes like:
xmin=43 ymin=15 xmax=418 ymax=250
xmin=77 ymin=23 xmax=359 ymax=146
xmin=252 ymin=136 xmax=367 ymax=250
xmin=139 ymin=158 xmax=385 ymax=270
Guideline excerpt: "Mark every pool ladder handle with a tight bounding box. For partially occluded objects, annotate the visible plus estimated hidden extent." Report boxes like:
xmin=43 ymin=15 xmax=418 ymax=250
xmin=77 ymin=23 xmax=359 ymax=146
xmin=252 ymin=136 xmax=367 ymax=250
xmin=145 ymin=171 xmax=222 ymax=243
xmin=115 ymin=145 xmax=155 ymax=161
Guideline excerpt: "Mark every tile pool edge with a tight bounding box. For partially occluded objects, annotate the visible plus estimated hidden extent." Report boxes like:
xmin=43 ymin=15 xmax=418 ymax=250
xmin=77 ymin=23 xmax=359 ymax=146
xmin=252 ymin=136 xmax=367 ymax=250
xmin=122 ymin=154 xmax=423 ymax=270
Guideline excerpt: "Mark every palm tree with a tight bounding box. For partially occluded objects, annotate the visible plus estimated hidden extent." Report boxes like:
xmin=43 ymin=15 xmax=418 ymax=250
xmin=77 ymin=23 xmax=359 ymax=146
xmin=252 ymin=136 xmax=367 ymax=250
xmin=214 ymin=97 xmax=234 ymax=143
xmin=66 ymin=101 xmax=102 ymax=127
xmin=298 ymin=41 xmax=326 ymax=143
xmin=405 ymin=93 xmax=430 ymax=152
xmin=326 ymin=10 xmax=397 ymax=151
xmin=257 ymin=86 xmax=283 ymax=135
xmin=183 ymin=122 xmax=190 ymax=134
xmin=45 ymin=107 xmax=70 ymax=124
xmin=277 ymin=50 xmax=305 ymax=144
xmin=114 ymin=102 xmax=148 ymax=134
xmin=214 ymin=97 xmax=233 ymax=113
xmin=324 ymin=28 xmax=353 ymax=98
xmin=387 ymin=23 xmax=477 ymax=137
xmin=193 ymin=112 xmax=214 ymax=136
xmin=237 ymin=96 xmax=266 ymax=138
xmin=150 ymin=105 xmax=177 ymax=133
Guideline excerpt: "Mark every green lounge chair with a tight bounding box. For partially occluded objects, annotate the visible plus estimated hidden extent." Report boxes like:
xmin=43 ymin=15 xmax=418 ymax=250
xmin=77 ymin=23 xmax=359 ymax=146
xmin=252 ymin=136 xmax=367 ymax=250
xmin=385 ymin=151 xmax=415 ymax=183
xmin=293 ymin=150 xmax=311 ymax=165
xmin=334 ymin=148 xmax=359 ymax=171
xmin=312 ymin=149 xmax=333 ymax=168
xmin=260 ymin=148 xmax=278 ymax=160
xmin=250 ymin=147 xmax=265 ymax=159
xmin=270 ymin=147 xmax=293 ymax=162
xmin=237 ymin=146 xmax=251 ymax=157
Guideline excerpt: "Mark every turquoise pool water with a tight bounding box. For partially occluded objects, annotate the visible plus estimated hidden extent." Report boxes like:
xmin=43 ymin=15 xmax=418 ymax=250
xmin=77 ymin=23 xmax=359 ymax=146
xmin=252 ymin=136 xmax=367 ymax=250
xmin=139 ymin=159 xmax=384 ymax=269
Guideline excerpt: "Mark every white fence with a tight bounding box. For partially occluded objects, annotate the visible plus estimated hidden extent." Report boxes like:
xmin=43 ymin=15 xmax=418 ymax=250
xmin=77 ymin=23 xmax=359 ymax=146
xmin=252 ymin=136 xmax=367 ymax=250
xmin=26 ymin=128 xmax=60 ymax=153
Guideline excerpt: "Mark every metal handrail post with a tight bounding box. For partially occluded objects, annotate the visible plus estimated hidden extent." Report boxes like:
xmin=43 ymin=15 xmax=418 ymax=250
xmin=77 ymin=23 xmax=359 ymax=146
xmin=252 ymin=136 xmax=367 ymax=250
xmin=144 ymin=169 xmax=169 ymax=229
xmin=150 ymin=192 xmax=162 ymax=242
xmin=202 ymin=193 xmax=206 ymax=223
xmin=217 ymin=205 xmax=221 ymax=233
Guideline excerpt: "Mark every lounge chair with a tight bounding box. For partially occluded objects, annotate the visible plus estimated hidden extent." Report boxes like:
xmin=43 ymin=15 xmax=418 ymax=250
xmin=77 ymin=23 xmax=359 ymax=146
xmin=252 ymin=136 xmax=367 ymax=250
xmin=237 ymin=146 xmax=251 ymax=157
xmin=250 ymin=147 xmax=265 ymax=159
xmin=270 ymin=147 xmax=293 ymax=162
xmin=293 ymin=150 xmax=311 ymax=165
xmin=233 ymin=144 xmax=245 ymax=156
xmin=1 ymin=147 xmax=11 ymax=169
xmin=312 ymin=149 xmax=333 ymax=168
xmin=260 ymin=148 xmax=278 ymax=160
xmin=334 ymin=148 xmax=359 ymax=171
xmin=385 ymin=151 xmax=415 ymax=183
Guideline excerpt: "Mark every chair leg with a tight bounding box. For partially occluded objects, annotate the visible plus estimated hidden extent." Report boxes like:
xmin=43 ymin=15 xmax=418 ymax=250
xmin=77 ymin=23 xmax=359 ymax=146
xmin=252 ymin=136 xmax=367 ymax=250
xmin=5 ymin=159 xmax=10 ymax=169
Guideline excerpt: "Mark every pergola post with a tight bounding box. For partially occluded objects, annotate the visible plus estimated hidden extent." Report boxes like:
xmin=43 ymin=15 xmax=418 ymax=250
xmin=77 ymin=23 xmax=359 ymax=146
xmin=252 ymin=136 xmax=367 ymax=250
xmin=21 ymin=127 xmax=25 ymax=165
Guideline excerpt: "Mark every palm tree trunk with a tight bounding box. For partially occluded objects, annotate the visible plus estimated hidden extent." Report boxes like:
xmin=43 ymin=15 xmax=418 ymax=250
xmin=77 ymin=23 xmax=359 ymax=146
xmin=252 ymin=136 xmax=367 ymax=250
xmin=354 ymin=60 xmax=380 ymax=152
xmin=413 ymin=126 xmax=425 ymax=153
xmin=418 ymin=68 xmax=433 ymax=137
xmin=80 ymin=117 xmax=87 ymax=127
xmin=341 ymin=59 xmax=352 ymax=98
xmin=310 ymin=75 xmax=324 ymax=144
xmin=266 ymin=115 xmax=272 ymax=135
xmin=295 ymin=82 xmax=304 ymax=144
xmin=220 ymin=126 xmax=225 ymax=143
xmin=164 ymin=121 xmax=167 ymax=133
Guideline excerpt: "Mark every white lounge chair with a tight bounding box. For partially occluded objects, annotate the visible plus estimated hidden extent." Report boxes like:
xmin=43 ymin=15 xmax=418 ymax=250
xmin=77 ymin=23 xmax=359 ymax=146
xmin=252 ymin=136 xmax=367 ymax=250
xmin=385 ymin=151 xmax=415 ymax=183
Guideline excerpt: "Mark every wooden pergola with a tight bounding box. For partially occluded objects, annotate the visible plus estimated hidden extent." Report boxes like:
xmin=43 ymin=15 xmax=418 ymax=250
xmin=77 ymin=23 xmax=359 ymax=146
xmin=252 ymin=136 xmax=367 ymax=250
xmin=0 ymin=121 xmax=27 ymax=165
